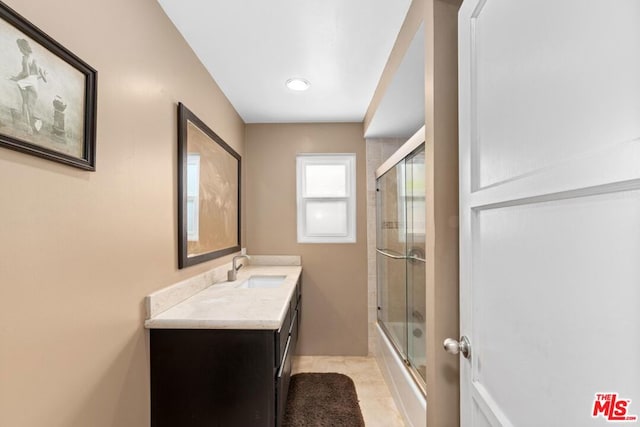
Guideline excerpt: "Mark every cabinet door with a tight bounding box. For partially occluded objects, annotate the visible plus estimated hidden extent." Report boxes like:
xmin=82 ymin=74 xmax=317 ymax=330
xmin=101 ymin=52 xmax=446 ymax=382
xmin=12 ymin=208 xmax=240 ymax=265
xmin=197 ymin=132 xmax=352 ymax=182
xmin=151 ymin=329 xmax=276 ymax=427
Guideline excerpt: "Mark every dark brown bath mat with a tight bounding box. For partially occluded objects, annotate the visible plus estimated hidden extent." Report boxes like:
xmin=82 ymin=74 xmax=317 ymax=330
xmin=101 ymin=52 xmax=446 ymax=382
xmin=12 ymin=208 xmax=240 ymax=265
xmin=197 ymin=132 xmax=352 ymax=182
xmin=282 ymin=373 xmax=365 ymax=427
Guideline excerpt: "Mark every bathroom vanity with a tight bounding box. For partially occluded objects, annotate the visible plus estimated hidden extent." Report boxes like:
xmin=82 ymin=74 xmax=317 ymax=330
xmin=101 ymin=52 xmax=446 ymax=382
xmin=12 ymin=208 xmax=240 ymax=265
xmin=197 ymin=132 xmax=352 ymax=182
xmin=145 ymin=262 xmax=302 ymax=427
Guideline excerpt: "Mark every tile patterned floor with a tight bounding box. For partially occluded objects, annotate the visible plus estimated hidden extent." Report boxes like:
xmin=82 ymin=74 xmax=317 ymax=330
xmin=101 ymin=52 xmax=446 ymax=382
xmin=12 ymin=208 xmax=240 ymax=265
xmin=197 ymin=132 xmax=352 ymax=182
xmin=291 ymin=356 xmax=406 ymax=427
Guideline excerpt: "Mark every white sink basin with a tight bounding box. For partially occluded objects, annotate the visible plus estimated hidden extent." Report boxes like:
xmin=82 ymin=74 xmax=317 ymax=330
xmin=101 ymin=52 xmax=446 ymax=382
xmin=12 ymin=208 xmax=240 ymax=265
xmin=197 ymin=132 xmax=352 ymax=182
xmin=237 ymin=275 xmax=286 ymax=289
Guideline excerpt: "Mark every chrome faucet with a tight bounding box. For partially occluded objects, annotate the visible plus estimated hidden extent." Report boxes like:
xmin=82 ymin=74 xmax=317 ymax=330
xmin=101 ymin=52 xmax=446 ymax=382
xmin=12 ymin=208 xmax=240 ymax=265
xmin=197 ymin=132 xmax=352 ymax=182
xmin=227 ymin=254 xmax=250 ymax=281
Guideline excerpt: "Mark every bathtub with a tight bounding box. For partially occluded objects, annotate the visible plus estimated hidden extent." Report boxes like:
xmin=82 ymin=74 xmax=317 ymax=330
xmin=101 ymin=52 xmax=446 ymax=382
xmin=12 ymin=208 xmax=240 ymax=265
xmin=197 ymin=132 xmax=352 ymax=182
xmin=375 ymin=322 xmax=427 ymax=427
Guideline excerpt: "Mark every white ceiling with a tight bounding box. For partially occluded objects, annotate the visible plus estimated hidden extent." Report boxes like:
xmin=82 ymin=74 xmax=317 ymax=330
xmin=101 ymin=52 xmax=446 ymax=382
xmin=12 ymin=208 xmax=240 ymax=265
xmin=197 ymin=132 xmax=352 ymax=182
xmin=157 ymin=0 xmax=412 ymax=123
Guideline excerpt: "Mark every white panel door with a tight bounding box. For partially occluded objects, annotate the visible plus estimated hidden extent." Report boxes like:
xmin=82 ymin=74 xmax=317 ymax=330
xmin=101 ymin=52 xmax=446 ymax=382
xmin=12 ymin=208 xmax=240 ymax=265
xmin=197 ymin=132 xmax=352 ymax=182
xmin=458 ymin=1 xmax=640 ymax=426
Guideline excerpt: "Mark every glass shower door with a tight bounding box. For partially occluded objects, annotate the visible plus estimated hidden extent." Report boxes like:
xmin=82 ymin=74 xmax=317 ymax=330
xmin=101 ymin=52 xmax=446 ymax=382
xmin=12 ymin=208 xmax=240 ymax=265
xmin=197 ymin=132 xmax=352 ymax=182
xmin=406 ymin=146 xmax=426 ymax=382
xmin=376 ymin=161 xmax=407 ymax=354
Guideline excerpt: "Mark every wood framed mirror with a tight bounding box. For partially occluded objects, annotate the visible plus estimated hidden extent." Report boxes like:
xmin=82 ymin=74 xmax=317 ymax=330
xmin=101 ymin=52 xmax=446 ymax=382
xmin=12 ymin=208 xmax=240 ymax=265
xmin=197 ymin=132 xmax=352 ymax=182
xmin=177 ymin=103 xmax=241 ymax=268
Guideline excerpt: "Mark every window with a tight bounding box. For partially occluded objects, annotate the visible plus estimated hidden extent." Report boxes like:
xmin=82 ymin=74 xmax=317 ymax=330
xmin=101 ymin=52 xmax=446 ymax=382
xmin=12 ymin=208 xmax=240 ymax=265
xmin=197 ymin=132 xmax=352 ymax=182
xmin=186 ymin=153 xmax=200 ymax=241
xmin=296 ymin=154 xmax=356 ymax=243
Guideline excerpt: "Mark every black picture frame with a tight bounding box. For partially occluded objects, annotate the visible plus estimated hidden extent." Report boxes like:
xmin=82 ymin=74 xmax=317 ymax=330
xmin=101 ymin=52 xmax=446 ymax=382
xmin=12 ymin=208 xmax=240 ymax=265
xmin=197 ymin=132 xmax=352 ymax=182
xmin=178 ymin=103 xmax=241 ymax=269
xmin=0 ymin=1 xmax=97 ymax=170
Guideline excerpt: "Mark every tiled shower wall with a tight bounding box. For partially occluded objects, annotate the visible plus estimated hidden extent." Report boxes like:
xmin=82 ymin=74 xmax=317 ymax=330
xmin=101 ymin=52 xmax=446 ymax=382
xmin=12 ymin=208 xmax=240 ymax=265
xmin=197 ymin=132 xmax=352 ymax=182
xmin=365 ymin=138 xmax=405 ymax=355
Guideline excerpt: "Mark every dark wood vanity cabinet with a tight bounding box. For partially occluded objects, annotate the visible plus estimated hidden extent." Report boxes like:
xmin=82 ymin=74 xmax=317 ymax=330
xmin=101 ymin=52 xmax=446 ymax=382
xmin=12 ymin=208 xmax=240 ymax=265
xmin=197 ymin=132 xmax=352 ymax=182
xmin=150 ymin=279 xmax=302 ymax=427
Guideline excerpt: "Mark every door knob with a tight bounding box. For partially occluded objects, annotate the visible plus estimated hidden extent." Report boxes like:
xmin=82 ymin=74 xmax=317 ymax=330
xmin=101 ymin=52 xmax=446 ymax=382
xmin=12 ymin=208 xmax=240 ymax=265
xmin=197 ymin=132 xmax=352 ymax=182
xmin=443 ymin=336 xmax=471 ymax=359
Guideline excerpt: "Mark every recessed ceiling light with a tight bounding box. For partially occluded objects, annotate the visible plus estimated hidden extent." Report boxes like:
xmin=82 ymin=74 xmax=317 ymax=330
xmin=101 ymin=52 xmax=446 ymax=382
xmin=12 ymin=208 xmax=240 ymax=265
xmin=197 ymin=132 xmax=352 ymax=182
xmin=286 ymin=78 xmax=310 ymax=91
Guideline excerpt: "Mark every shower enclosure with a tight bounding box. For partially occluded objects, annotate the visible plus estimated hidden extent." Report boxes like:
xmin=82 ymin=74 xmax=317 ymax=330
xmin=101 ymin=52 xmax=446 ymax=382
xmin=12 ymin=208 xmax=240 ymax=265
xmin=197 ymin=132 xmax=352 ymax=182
xmin=376 ymin=142 xmax=426 ymax=391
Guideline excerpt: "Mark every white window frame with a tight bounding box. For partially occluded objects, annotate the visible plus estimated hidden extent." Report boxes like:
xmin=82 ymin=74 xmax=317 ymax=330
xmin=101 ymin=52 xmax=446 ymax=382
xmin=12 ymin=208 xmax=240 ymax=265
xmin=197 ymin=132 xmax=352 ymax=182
xmin=296 ymin=154 xmax=356 ymax=243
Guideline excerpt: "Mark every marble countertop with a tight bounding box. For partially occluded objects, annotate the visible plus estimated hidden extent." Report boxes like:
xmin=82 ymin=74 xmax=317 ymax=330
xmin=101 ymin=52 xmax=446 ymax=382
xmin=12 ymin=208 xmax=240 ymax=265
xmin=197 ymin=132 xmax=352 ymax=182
xmin=144 ymin=265 xmax=301 ymax=330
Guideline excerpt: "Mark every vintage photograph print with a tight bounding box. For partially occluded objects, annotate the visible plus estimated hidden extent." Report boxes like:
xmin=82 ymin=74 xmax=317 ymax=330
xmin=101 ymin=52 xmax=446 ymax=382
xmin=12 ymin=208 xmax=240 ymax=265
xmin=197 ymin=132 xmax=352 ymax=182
xmin=0 ymin=2 xmax=97 ymax=170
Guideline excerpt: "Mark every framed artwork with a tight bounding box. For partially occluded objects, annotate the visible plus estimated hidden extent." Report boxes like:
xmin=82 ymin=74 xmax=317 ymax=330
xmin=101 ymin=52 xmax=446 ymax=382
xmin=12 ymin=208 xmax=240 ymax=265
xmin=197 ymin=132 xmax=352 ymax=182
xmin=0 ymin=1 xmax=97 ymax=170
xmin=178 ymin=103 xmax=241 ymax=268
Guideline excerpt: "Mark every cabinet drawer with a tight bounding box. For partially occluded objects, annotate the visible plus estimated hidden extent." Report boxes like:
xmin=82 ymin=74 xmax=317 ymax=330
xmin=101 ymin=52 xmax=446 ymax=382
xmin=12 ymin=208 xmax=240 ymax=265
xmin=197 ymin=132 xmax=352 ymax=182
xmin=290 ymin=309 xmax=299 ymax=350
xmin=275 ymin=304 xmax=292 ymax=367
xmin=290 ymin=279 xmax=301 ymax=314
xmin=276 ymin=336 xmax=293 ymax=427
xmin=289 ymin=292 xmax=297 ymax=314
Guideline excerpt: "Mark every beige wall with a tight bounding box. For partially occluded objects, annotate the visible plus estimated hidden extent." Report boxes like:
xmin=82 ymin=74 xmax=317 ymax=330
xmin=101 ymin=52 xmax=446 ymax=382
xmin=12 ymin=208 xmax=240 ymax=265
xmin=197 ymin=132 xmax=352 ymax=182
xmin=0 ymin=1 xmax=244 ymax=426
xmin=245 ymin=123 xmax=368 ymax=356
xmin=424 ymin=0 xmax=461 ymax=426
xmin=364 ymin=0 xmax=425 ymax=133
xmin=365 ymin=0 xmax=461 ymax=424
